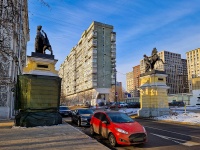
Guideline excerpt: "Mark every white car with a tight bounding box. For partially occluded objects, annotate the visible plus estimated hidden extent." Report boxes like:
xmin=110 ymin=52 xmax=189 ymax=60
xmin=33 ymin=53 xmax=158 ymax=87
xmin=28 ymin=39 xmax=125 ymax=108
xmin=119 ymin=102 xmax=128 ymax=107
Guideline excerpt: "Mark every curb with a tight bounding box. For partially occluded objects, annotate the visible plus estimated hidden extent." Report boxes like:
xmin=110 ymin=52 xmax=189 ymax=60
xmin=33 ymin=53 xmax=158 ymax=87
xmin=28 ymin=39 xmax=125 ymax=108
xmin=0 ymin=120 xmax=14 ymax=129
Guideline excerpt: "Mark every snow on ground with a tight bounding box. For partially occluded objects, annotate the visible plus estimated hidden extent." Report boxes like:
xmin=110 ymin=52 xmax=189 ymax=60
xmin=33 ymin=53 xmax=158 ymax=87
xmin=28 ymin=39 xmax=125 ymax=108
xmin=154 ymin=111 xmax=200 ymax=124
xmin=119 ymin=105 xmax=200 ymax=125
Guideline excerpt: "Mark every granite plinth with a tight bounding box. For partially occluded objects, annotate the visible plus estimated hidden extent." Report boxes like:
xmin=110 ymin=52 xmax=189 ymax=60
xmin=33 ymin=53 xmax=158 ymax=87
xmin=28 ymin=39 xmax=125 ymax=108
xmin=31 ymin=52 xmax=54 ymax=59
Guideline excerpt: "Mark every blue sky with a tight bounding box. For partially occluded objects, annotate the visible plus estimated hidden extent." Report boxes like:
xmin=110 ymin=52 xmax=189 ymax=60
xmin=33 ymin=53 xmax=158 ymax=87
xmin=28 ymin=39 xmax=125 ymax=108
xmin=27 ymin=0 xmax=200 ymax=89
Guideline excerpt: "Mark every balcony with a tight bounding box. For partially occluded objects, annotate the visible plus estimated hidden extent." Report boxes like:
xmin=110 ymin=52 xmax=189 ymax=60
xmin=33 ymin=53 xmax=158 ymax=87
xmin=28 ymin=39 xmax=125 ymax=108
xmin=111 ymin=54 xmax=116 ymax=59
xmin=92 ymin=82 xmax=97 ymax=87
xmin=92 ymin=62 xmax=97 ymax=67
xmin=92 ymin=78 xmax=97 ymax=82
xmin=93 ymin=48 xmax=97 ymax=54
xmin=111 ymin=59 xmax=116 ymax=63
xmin=111 ymin=43 xmax=116 ymax=49
xmin=111 ymin=51 xmax=116 ymax=56
xmin=111 ymin=69 xmax=116 ymax=74
xmin=88 ymin=30 xmax=97 ymax=40
xmin=88 ymin=39 xmax=97 ymax=48
xmin=111 ymin=63 xmax=116 ymax=68
xmin=111 ymin=74 xmax=115 ymax=78
xmin=111 ymin=79 xmax=115 ymax=84
xmin=111 ymin=32 xmax=116 ymax=42
xmin=92 ymin=55 xmax=97 ymax=59
xmin=111 ymin=48 xmax=116 ymax=53
xmin=92 ymin=68 xmax=97 ymax=73
xmin=93 ymin=40 xmax=97 ymax=47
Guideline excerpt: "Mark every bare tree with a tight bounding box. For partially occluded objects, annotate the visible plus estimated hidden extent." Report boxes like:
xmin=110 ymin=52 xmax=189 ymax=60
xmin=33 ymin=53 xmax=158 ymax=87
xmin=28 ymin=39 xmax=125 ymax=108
xmin=0 ymin=0 xmax=28 ymax=107
xmin=0 ymin=0 xmax=49 ymax=109
xmin=37 ymin=0 xmax=50 ymax=8
xmin=109 ymin=85 xmax=115 ymax=102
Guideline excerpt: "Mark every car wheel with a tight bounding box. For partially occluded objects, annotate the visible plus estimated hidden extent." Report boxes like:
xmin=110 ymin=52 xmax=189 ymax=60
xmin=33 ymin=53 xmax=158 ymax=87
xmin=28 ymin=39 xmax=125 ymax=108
xmin=90 ymin=125 xmax=95 ymax=135
xmin=77 ymin=119 xmax=81 ymax=127
xmin=108 ymin=133 xmax=117 ymax=147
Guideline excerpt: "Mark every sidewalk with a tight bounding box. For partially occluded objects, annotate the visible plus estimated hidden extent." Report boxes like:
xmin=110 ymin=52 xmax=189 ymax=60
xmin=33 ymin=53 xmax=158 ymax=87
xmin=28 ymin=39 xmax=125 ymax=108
xmin=0 ymin=120 xmax=110 ymax=150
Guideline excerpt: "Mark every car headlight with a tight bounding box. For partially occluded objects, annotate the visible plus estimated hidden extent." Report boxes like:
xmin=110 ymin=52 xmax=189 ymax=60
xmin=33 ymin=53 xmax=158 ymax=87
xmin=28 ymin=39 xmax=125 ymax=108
xmin=81 ymin=117 xmax=87 ymax=121
xmin=115 ymin=128 xmax=128 ymax=134
xmin=143 ymin=126 xmax=146 ymax=132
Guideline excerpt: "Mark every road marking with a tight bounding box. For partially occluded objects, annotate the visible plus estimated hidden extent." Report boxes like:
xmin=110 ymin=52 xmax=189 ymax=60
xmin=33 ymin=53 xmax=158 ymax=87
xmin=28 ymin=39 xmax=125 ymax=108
xmin=146 ymin=126 xmax=200 ymax=139
xmin=151 ymin=133 xmax=200 ymax=147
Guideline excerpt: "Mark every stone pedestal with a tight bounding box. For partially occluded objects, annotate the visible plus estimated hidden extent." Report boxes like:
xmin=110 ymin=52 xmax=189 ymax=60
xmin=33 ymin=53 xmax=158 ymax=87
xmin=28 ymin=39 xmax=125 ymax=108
xmin=138 ymin=70 xmax=170 ymax=117
xmin=17 ymin=52 xmax=61 ymax=127
xmin=23 ymin=52 xmax=58 ymax=76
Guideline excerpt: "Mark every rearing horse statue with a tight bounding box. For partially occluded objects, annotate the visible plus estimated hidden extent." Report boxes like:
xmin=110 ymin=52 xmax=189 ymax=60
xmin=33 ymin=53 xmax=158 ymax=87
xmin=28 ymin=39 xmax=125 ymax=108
xmin=144 ymin=48 xmax=165 ymax=73
xmin=35 ymin=25 xmax=53 ymax=55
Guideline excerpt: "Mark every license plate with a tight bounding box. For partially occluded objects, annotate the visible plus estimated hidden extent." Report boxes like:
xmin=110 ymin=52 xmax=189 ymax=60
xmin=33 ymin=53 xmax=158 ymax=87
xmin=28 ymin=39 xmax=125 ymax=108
xmin=133 ymin=138 xmax=143 ymax=142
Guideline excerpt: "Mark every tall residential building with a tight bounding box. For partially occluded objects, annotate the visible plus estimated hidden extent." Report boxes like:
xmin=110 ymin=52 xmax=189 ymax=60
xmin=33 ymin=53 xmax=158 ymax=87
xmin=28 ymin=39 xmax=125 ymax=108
xmin=59 ymin=21 xmax=116 ymax=106
xmin=140 ymin=50 xmax=188 ymax=94
xmin=186 ymin=48 xmax=200 ymax=92
xmin=0 ymin=0 xmax=29 ymax=119
xmin=133 ymin=65 xmax=140 ymax=97
xmin=126 ymin=71 xmax=134 ymax=94
xmin=181 ymin=59 xmax=189 ymax=93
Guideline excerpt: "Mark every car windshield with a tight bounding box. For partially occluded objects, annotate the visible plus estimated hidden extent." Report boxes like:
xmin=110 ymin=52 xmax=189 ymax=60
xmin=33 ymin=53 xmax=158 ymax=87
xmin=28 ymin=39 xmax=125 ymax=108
xmin=60 ymin=107 xmax=69 ymax=110
xmin=107 ymin=112 xmax=134 ymax=123
xmin=79 ymin=109 xmax=94 ymax=114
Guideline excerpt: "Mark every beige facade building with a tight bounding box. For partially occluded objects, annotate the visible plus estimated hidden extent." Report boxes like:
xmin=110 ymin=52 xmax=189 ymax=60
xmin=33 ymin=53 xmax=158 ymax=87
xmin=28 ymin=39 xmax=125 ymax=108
xmin=0 ymin=0 xmax=29 ymax=119
xmin=140 ymin=50 xmax=188 ymax=94
xmin=133 ymin=65 xmax=140 ymax=97
xmin=186 ymin=48 xmax=200 ymax=92
xmin=190 ymin=77 xmax=200 ymax=105
xmin=126 ymin=71 xmax=134 ymax=94
xmin=59 ymin=21 xmax=116 ymax=106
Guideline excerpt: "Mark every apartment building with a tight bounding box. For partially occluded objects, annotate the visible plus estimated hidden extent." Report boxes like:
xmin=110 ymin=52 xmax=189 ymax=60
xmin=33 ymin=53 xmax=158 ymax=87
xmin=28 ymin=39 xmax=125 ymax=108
xmin=133 ymin=65 xmax=140 ymax=97
xmin=126 ymin=71 xmax=134 ymax=94
xmin=181 ymin=59 xmax=189 ymax=93
xmin=190 ymin=77 xmax=200 ymax=105
xmin=59 ymin=21 xmax=116 ymax=106
xmin=186 ymin=48 xmax=200 ymax=92
xmin=0 ymin=0 xmax=29 ymax=119
xmin=140 ymin=50 xmax=188 ymax=94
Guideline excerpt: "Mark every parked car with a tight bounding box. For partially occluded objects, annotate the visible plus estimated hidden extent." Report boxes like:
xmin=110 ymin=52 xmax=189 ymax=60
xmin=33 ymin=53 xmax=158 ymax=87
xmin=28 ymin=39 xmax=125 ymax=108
xmin=119 ymin=102 xmax=128 ymax=107
xmin=59 ymin=106 xmax=72 ymax=117
xmin=110 ymin=102 xmax=128 ymax=108
xmin=127 ymin=102 xmax=140 ymax=108
xmin=169 ymin=101 xmax=185 ymax=107
xmin=109 ymin=102 xmax=121 ymax=109
xmin=90 ymin=110 xmax=147 ymax=147
xmin=71 ymin=108 xmax=94 ymax=126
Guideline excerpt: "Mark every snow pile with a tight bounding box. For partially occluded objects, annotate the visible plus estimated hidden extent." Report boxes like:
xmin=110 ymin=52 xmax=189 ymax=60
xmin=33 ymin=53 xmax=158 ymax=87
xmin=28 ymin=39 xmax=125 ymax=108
xmin=119 ymin=108 xmax=139 ymax=116
xmin=154 ymin=111 xmax=200 ymax=124
xmin=119 ymin=106 xmax=200 ymax=125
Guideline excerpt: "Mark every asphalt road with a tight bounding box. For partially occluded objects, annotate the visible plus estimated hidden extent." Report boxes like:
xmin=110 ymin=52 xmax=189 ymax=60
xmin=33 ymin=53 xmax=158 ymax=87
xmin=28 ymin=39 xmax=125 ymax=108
xmin=63 ymin=117 xmax=200 ymax=150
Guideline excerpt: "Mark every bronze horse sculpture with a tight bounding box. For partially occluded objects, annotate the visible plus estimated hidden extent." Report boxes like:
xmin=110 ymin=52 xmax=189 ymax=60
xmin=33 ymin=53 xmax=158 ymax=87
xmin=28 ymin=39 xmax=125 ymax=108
xmin=144 ymin=48 xmax=165 ymax=73
xmin=35 ymin=25 xmax=53 ymax=55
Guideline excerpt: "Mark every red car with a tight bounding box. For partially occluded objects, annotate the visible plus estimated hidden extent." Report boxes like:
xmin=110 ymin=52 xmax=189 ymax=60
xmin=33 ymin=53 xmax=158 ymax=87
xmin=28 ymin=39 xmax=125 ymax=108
xmin=90 ymin=110 xmax=147 ymax=147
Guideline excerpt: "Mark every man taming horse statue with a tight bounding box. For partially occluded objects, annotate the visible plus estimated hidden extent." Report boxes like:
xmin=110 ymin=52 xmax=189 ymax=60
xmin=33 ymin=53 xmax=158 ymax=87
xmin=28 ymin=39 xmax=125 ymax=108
xmin=35 ymin=25 xmax=53 ymax=55
xmin=143 ymin=48 xmax=165 ymax=73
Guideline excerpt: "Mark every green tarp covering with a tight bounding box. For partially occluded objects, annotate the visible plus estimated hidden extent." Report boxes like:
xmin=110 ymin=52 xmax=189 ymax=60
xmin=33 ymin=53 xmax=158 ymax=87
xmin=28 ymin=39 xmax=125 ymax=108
xmin=15 ymin=110 xmax=62 ymax=127
xmin=15 ymin=74 xmax=62 ymax=127
xmin=16 ymin=74 xmax=61 ymax=110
